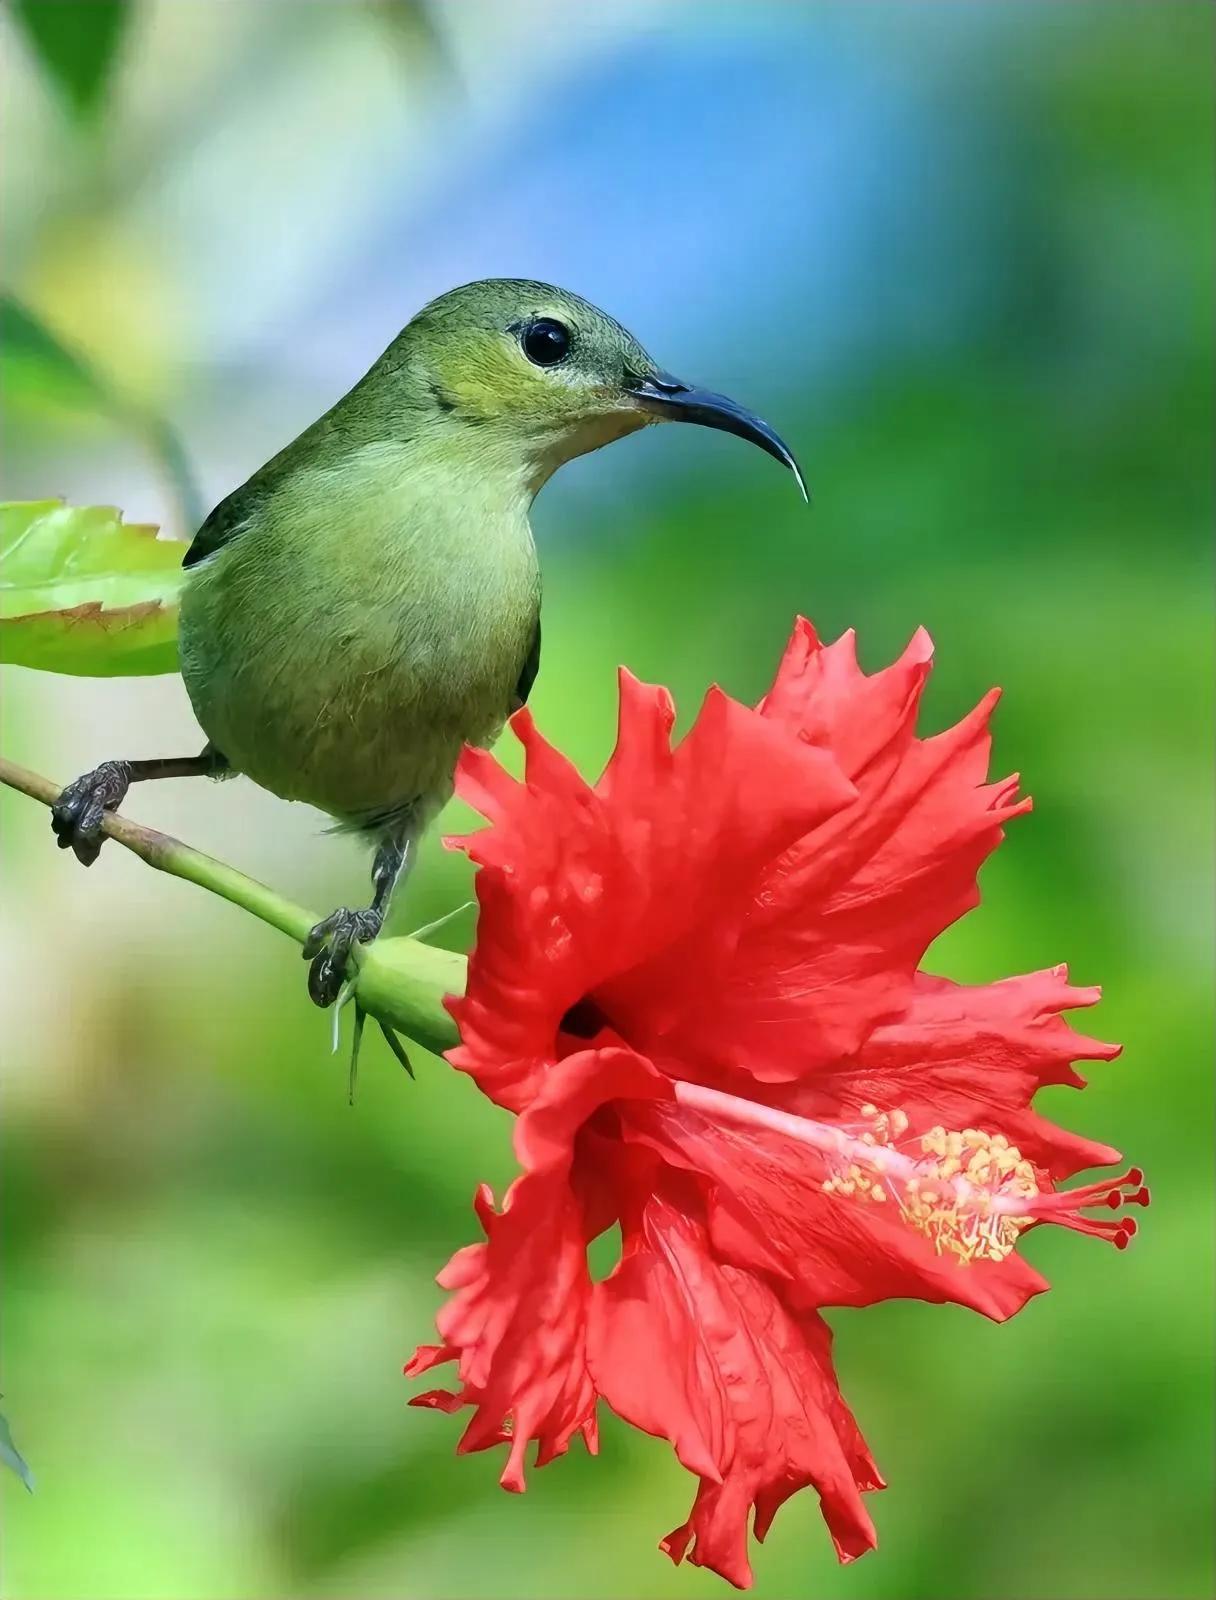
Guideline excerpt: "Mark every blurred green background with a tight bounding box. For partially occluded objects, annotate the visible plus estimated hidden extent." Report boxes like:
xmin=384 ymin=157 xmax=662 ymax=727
xmin=1 ymin=4 xmax=1212 ymax=1598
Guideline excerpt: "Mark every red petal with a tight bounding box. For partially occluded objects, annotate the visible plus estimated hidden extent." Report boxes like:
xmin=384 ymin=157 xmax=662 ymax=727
xmin=758 ymin=616 xmax=933 ymax=775
xmin=410 ymin=1178 xmax=594 ymax=1488
xmin=588 ymin=1182 xmax=879 ymax=1590
xmin=674 ymin=623 xmax=1030 ymax=1080
xmin=448 ymin=673 xmax=854 ymax=1110
xmin=782 ymin=967 xmax=1122 ymax=1180
xmin=405 ymin=1049 xmax=669 ymax=1489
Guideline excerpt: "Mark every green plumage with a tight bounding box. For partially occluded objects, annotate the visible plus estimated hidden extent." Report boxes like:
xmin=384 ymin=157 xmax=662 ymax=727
xmin=180 ymin=437 xmax=541 ymax=831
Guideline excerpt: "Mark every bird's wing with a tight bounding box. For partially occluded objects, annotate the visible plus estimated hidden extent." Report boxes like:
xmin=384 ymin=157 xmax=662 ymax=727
xmin=512 ymin=615 xmax=541 ymax=710
xmin=184 ymin=436 xmax=301 ymax=568
xmin=182 ymin=487 xmax=254 ymax=568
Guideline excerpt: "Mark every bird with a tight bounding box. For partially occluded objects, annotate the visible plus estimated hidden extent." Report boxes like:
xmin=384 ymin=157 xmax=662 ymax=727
xmin=50 ymin=278 xmax=805 ymax=1008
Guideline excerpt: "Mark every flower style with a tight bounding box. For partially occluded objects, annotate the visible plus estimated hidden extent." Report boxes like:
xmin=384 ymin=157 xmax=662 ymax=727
xmin=405 ymin=619 xmax=1147 ymax=1589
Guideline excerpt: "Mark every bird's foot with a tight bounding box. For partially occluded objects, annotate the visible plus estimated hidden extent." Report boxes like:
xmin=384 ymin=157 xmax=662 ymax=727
xmin=50 ymin=760 xmax=132 ymax=866
xmin=303 ymin=906 xmax=383 ymax=1008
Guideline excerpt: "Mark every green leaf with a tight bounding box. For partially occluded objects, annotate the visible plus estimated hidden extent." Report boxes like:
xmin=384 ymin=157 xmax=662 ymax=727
xmin=0 ymin=501 xmax=185 ymax=676
xmin=11 ymin=0 xmax=130 ymax=119
xmin=0 ymin=1407 xmax=34 ymax=1493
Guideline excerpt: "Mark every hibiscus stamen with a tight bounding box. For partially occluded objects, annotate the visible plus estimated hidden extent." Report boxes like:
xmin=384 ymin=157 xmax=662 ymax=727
xmin=670 ymin=1084 xmax=1148 ymax=1267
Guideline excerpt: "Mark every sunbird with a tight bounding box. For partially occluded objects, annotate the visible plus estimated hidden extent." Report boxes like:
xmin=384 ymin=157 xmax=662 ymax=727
xmin=51 ymin=279 xmax=805 ymax=1006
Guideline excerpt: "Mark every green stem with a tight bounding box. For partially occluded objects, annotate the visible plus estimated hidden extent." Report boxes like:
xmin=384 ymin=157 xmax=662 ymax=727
xmin=0 ymin=755 xmax=316 ymax=941
xmin=0 ymin=755 xmax=463 ymax=1055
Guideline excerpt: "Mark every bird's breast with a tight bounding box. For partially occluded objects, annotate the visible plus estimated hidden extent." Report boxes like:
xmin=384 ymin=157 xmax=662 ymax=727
xmin=179 ymin=455 xmax=540 ymax=825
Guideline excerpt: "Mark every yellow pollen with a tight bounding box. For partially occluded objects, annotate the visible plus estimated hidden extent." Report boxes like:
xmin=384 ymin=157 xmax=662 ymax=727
xmin=816 ymin=1110 xmax=1041 ymax=1266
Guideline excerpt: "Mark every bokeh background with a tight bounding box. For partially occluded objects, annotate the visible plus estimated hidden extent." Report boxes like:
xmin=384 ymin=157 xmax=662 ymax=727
xmin=1 ymin=4 xmax=1212 ymax=1598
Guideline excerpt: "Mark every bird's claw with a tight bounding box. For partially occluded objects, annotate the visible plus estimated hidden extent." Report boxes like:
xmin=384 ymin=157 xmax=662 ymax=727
xmin=50 ymin=761 xmax=132 ymax=866
xmin=304 ymin=906 xmax=382 ymax=1008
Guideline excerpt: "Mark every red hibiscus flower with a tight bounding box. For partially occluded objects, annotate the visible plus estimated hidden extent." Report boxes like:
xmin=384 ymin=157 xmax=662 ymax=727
xmin=406 ymin=619 xmax=1147 ymax=1590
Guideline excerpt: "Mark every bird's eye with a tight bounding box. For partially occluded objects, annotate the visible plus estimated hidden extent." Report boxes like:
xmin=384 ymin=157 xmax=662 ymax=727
xmin=520 ymin=317 xmax=571 ymax=367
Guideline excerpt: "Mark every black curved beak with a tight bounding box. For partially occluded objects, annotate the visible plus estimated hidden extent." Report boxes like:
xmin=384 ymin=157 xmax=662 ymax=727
xmin=628 ymin=371 xmax=808 ymax=502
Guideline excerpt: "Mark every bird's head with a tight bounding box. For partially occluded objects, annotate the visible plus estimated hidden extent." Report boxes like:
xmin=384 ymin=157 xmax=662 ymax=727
xmin=396 ymin=278 xmax=806 ymax=499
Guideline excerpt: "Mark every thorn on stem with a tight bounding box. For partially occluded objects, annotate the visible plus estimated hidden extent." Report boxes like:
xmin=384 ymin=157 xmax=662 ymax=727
xmin=348 ymin=1002 xmax=367 ymax=1106
xmin=378 ymin=1020 xmax=416 ymax=1079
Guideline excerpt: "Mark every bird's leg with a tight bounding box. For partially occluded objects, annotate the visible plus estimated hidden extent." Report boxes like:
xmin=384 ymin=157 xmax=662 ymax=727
xmin=304 ymin=831 xmax=412 ymax=1009
xmin=51 ymin=747 xmax=228 ymax=866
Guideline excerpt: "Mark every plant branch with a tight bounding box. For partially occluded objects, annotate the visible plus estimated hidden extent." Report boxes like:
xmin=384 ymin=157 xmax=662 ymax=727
xmin=0 ymin=755 xmax=317 ymax=941
xmin=0 ymin=755 xmax=463 ymax=1056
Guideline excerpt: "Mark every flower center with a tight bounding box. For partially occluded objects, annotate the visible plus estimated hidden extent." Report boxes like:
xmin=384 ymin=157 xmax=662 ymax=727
xmin=670 ymin=1083 xmax=1149 ymax=1267
xmin=562 ymin=997 xmax=610 ymax=1040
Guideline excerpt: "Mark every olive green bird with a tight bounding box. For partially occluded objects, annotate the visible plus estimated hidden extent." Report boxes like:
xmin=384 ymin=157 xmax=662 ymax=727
xmin=51 ymin=279 xmax=805 ymax=1006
